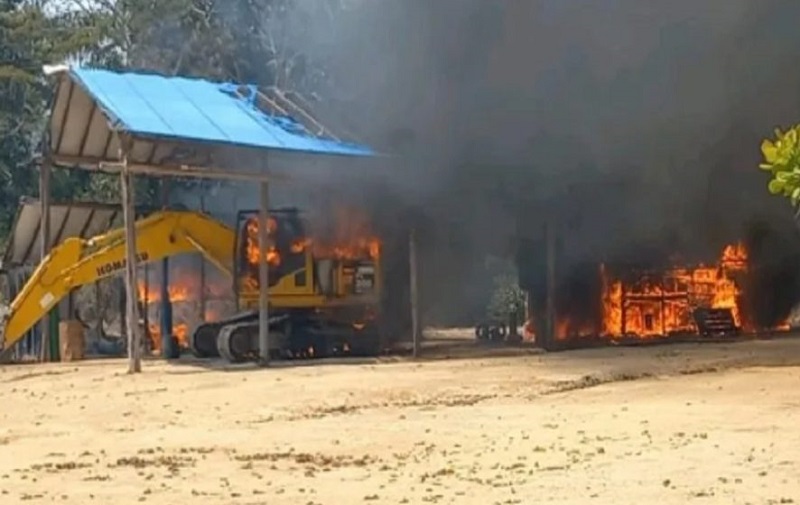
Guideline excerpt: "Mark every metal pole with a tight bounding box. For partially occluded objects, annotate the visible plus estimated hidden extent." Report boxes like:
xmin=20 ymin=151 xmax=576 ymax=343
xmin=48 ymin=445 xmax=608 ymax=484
xmin=39 ymin=159 xmax=52 ymax=362
xmin=409 ymin=228 xmax=420 ymax=357
xmin=120 ymin=154 xmax=142 ymax=373
xmin=257 ymin=181 xmax=270 ymax=365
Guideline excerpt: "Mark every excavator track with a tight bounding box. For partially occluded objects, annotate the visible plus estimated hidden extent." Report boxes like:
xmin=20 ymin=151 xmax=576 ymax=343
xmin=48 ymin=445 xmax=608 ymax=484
xmin=190 ymin=309 xmax=382 ymax=363
xmin=190 ymin=311 xmax=258 ymax=358
xmin=216 ymin=322 xmax=258 ymax=363
xmin=216 ymin=316 xmax=288 ymax=363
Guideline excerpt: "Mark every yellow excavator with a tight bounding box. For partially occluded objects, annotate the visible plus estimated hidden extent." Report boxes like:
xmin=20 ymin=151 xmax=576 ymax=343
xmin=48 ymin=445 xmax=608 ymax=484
xmin=0 ymin=208 xmax=383 ymax=363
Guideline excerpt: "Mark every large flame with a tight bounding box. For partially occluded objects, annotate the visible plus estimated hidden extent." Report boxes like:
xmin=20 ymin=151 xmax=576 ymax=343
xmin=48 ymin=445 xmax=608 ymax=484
xmin=310 ymin=207 xmax=382 ymax=261
xmin=237 ymin=207 xmax=381 ymax=295
xmin=597 ymin=241 xmax=784 ymax=339
xmin=244 ymin=216 xmax=281 ymax=267
xmin=242 ymin=207 xmax=381 ymax=271
xmin=137 ymin=264 xmax=231 ymax=349
xmin=526 ymin=241 xmax=788 ymax=342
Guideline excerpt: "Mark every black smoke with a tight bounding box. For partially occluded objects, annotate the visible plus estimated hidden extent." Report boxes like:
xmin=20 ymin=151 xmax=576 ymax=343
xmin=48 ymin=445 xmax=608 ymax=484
xmin=302 ymin=0 xmax=800 ymax=327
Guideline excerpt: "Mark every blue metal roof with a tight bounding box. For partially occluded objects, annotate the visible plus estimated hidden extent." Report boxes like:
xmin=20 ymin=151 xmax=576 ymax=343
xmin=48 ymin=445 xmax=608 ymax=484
xmin=68 ymin=67 xmax=375 ymax=157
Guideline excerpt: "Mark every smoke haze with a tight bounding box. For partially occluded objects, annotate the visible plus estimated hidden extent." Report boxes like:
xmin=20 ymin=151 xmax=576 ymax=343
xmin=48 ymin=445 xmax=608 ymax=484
xmin=182 ymin=1 xmax=800 ymax=326
xmin=307 ymin=0 xmax=800 ymax=325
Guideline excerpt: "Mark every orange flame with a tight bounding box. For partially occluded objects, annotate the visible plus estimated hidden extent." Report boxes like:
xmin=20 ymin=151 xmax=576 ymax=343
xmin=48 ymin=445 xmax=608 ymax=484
xmin=311 ymin=206 xmax=382 ymax=261
xmin=146 ymin=323 xmax=189 ymax=351
xmin=291 ymin=237 xmax=313 ymax=254
xmin=137 ymin=263 xmax=232 ymax=350
xmin=245 ymin=217 xmax=281 ymax=267
xmin=241 ymin=207 xmax=382 ymax=290
xmin=594 ymin=241 xmax=788 ymax=339
xmin=500 ymin=241 xmax=788 ymax=346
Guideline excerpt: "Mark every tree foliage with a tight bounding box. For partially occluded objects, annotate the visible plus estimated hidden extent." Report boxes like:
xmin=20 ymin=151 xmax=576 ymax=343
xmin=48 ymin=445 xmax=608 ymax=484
xmin=760 ymin=126 xmax=800 ymax=207
xmin=0 ymin=0 xmax=342 ymax=248
xmin=0 ymin=0 xmax=106 ymax=244
xmin=485 ymin=256 xmax=525 ymax=320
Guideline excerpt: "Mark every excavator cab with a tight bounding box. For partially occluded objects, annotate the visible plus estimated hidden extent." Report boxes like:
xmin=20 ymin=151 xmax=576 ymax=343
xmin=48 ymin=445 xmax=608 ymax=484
xmin=233 ymin=208 xmax=311 ymax=298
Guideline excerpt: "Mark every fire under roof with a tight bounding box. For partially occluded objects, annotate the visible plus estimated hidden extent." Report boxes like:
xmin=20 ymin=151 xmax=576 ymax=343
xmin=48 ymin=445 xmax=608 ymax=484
xmin=1 ymin=197 xmax=123 ymax=268
xmin=43 ymin=65 xmax=377 ymax=181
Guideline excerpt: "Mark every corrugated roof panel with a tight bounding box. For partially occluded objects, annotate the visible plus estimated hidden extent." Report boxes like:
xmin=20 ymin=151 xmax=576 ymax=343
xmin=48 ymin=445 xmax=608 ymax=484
xmin=2 ymin=200 xmax=123 ymax=267
xmin=67 ymin=67 xmax=376 ymax=157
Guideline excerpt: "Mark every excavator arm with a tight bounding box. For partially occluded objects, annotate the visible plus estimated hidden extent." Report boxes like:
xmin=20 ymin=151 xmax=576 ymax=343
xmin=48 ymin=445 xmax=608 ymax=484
xmin=0 ymin=211 xmax=236 ymax=354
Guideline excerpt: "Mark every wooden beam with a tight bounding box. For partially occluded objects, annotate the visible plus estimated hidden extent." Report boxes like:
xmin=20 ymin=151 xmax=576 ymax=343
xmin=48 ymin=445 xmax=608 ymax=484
xmin=119 ymin=145 xmax=142 ymax=374
xmin=261 ymin=88 xmax=339 ymax=141
xmin=257 ymin=181 xmax=271 ymax=366
xmin=103 ymin=162 xmax=280 ymax=183
xmin=54 ymin=204 xmax=74 ymax=321
xmin=54 ymin=79 xmax=75 ymax=154
xmin=409 ymin=227 xmax=421 ymax=358
xmin=50 ymin=154 xmax=282 ymax=182
xmin=39 ymin=159 xmax=52 ymax=362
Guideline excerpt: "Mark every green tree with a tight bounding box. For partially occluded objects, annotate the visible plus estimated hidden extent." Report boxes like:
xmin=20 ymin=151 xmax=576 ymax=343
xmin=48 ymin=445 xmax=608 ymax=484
xmin=759 ymin=125 xmax=800 ymax=207
xmin=0 ymin=0 xmax=108 ymax=245
xmin=0 ymin=0 xmax=348 ymax=248
xmin=485 ymin=256 xmax=525 ymax=321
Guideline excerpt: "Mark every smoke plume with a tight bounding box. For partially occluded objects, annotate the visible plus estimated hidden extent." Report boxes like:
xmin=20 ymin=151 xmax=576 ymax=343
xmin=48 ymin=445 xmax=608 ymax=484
xmin=309 ymin=0 xmax=800 ymax=326
xmin=179 ymin=1 xmax=800 ymax=327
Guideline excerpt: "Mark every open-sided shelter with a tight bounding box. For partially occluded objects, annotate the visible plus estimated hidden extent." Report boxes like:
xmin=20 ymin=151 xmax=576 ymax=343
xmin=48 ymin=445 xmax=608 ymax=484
xmin=37 ymin=65 xmax=377 ymax=372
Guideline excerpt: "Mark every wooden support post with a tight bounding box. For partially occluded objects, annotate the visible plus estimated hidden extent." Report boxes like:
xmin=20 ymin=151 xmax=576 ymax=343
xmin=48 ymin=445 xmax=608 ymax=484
xmin=199 ymin=193 xmax=207 ymax=323
xmin=524 ymin=289 xmax=534 ymax=339
xmin=120 ymin=152 xmax=142 ymax=373
xmin=143 ymin=262 xmax=149 ymax=348
xmin=119 ymin=277 xmax=126 ymax=339
xmin=545 ymin=219 xmax=557 ymax=350
xmin=159 ymin=179 xmax=176 ymax=359
xmin=257 ymin=181 xmax=270 ymax=365
xmin=94 ymin=281 xmax=102 ymax=332
xmin=409 ymin=228 xmax=421 ymax=357
xmin=39 ymin=159 xmax=52 ymax=362
xmin=621 ymin=283 xmax=627 ymax=335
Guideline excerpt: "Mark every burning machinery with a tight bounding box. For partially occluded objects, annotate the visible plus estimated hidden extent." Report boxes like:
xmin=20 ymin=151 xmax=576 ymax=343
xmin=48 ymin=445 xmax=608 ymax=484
xmin=191 ymin=208 xmax=383 ymax=362
xmin=0 ymin=208 xmax=383 ymax=363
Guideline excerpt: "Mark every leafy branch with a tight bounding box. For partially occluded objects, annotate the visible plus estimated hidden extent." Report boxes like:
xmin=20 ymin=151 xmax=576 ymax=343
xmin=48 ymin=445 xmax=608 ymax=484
xmin=760 ymin=126 xmax=800 ymax=206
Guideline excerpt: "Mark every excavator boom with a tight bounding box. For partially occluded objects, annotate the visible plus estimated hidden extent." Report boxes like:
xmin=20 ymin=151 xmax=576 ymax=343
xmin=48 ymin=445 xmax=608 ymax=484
xmin=0 ymin=211 xmax=236 ymax=354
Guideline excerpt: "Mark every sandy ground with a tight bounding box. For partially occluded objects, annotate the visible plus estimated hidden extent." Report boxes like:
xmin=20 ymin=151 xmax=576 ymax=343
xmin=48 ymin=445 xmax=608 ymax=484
xmin=1 ymin=334 xmax=800 ymax=505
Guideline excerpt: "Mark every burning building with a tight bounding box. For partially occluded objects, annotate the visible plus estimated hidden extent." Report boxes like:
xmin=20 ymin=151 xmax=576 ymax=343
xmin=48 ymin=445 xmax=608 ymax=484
xmin=520 ymin=220 xmax=800 ymax=349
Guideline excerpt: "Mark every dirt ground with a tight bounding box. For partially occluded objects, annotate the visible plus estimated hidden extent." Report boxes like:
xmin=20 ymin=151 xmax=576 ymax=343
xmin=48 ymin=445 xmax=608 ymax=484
xmin=1 ymin=333 xmax=799 ymax=505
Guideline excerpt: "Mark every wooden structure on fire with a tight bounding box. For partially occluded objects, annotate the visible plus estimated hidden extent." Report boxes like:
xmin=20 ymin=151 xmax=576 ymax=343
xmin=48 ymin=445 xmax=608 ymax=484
xmin=607 ymin=265 xmax=742 ymax=338
xmin=36 ymin=65 xmax=376 ymax=373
